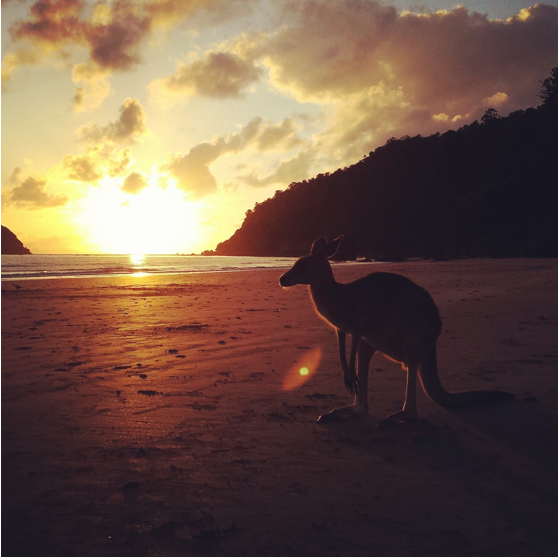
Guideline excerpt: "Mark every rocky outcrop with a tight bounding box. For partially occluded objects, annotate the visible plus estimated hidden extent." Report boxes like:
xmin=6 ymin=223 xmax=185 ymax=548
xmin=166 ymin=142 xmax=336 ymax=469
xmin=2 ymin=226 xmax=32 ymax=255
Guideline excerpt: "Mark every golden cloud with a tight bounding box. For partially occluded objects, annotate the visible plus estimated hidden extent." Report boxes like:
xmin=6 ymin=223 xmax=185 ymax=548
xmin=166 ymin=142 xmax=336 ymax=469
xmin=2 ymin=0 xmax=254 ymax=92
xmin=5 ymin=174 xmax=68 ymax=209
xmin=79 ymin=98 xmax=147 ymax=144
xmin=71 ymin=62 xmax=111 ymax=112
xmin=108 ymin=148 xmax=134 ymax=178
xmin=255 ymin=3 xmax=557 ymax=112
xmin=248 ymin=2 xmax=557 ymax=162
xmin=62 ymin=153 xmax=102 ymax=183
xmin=121 ymin=171 xmax=149 ymax=194
xmin=61 ymin=101 xmax=145 ymax=185
xmin=160 ymin=116 xmax=304 ymax=197
xmin=145 ymin=2 xmax=557 ymax=165
xmin=238 ymin=149 xmax=314 ymax=187
xmin=156 ymin=51 xmax=263 ymax=99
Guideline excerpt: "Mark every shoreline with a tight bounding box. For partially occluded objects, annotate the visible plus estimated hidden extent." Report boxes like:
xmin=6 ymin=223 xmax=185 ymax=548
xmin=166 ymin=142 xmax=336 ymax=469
xmin=2 ymin=254 xmax=557 ymax=283
xmin=2 ymin=258 xmax=557 ymax=556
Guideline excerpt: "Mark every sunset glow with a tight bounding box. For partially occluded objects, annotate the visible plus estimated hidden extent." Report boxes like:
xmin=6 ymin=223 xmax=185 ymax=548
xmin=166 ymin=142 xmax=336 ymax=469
xmin=1 ymin=1 xmax=557 ymax=254
xmin=75 ymin=176 xmax=204 ymax=254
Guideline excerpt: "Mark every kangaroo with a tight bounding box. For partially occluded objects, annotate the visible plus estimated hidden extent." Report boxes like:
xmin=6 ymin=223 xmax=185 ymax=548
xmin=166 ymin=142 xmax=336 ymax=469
xmin=279 ymin=235 xmax=514 ymax=425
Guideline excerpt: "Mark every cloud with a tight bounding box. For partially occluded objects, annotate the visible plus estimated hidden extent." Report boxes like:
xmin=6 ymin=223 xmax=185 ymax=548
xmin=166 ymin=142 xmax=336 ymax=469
xmin=6 ymin=175 xmax=68 ymax=208
xmin=239 ymin=149 xmax=314 ymax=187
xmin=160 ymin=116 xmax=303 ymax=197
xmin=108 ymin=148 xmax=134 ymax=177
xmin=9 ymin=0 xmax=85 ymax=45
xmin=151 ymin=51 xmax=262 ymax=100
xmin=6 ymin=167 xmax=23 ymax=186
xmin=121 ymin=171 xmax=148 ymax=194
xmin=235 ymin=1 xmax=557 ymax=162
xmin=84 ymin=3 xmax=151 ymax=71
xmin=145 ymin=0 xmax=256 ymax=29
xmin=61 ymin=101 xmax=143 ymax=184
xmin=162 ymin=141 xmax=222 ymax=197
xmin=62 ymin=153 xmax=102 ymax=183
xmin=6 ymin=0 xmax=150 ymax=74
xmin=147 ymin=2 xmax=559 ymax=165
xmin=79 ymin=98 xmax=147 ymax=144
xmin=71 ymin=62 xmax=111 ymax=112
xmin=2 ymin=0 xmax=256 ymax=91
xmin=1 ymin=48 xmax=39 ymax=90
xmin=252 ymin=118 xmax=303 ymax=151
xmin=256 ymin=3 xmax=557 ymax=108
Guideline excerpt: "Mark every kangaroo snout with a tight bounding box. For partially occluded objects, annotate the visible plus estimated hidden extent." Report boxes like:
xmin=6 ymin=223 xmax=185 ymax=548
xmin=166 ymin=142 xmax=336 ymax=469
xmin=279 ymin=271 xmax=296 ymax=287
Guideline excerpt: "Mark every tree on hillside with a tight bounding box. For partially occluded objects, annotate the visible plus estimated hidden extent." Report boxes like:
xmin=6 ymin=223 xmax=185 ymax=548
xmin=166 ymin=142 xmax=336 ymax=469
xmin=538 ymin=67 xmax=558 ymax=107
xmin=481 ymin=108 xmax=500 ymax=124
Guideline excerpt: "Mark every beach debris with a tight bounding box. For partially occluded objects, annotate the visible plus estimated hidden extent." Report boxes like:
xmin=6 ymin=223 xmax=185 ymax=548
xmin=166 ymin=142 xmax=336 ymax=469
xmin=66 ymin=361 xmax=85 ymax=369
xmin=166 ymin=323 xmax=208 ymax=331
xmin=137 ymin=390 xmax=162 ymax=396
xmin=168 ymin=349 xmax=179 ymax=354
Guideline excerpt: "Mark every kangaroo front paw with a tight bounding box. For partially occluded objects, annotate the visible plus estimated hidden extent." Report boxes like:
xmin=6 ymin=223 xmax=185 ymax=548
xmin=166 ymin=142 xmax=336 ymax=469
xmin=344 ymin=371 xmax=359 ymax=394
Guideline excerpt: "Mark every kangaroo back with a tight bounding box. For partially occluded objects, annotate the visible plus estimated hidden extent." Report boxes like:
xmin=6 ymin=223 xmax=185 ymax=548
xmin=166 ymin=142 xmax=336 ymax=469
xmin=419 ymin=348 xmax=514 ymax=409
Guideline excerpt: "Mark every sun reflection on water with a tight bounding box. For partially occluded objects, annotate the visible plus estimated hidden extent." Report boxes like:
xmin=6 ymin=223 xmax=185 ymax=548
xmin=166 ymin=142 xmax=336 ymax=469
xmin=130 ymin=253 xmax=146 ymax=267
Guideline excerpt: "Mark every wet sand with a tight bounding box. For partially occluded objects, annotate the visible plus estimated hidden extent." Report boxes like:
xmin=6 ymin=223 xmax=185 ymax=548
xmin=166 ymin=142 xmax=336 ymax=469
xmin=1 ymin=259 xmax=557 ymax=556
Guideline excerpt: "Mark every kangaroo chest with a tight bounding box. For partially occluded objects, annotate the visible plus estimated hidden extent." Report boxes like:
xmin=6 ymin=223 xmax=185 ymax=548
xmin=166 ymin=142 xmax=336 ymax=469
xmin=310 ymin=285 xmax=358 ymax=334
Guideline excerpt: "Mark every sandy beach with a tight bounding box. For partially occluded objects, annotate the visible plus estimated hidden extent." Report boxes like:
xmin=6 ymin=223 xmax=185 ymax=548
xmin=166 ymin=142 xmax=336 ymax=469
xmin=1 ymin=258 xmax=557 ymax=556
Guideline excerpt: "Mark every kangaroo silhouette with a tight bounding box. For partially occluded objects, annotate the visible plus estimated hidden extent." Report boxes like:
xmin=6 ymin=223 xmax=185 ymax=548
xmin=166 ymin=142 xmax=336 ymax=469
xmin=279 ymin=235 xmax=514 ymax=425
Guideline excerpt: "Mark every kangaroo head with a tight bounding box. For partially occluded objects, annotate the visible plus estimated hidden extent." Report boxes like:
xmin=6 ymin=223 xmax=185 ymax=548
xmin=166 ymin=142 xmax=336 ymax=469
xmin=279 ymin=235 xmax=343 ymax=287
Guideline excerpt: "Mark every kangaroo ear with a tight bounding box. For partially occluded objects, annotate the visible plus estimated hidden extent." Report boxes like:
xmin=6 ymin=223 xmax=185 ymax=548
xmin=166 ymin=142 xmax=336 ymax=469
xmin=325 ymin=235 xmax=344 ymax=258
xmin=310 ymin=237 xmax=328 ymax=255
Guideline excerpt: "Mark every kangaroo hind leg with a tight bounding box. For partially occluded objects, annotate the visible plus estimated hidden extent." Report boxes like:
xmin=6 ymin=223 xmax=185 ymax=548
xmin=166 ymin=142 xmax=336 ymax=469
xmin=378 ymin=356 xmax=419 ymax=428
xmin=318 ymin=341 xmax=375 ymax=423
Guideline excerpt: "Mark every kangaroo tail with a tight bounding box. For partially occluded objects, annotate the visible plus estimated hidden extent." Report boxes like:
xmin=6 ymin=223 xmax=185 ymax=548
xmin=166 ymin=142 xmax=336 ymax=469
xmin=418 ymin=349 xmax=514 ymax=409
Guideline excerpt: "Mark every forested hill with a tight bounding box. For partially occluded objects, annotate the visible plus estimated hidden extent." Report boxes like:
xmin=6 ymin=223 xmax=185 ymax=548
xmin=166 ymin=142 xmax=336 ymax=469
xmin=214 ymin=94 xmax=557 ymax=260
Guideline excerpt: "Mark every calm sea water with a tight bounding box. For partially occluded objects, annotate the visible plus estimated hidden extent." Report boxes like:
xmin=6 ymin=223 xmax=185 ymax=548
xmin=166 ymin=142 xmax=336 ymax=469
xmin=1 ymin=254 xmax=300 ymax=281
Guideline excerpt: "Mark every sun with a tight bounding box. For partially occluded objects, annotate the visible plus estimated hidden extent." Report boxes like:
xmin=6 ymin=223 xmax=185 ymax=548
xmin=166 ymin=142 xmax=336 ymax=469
xmin=76 ymin=172 xmax=204 ymax=254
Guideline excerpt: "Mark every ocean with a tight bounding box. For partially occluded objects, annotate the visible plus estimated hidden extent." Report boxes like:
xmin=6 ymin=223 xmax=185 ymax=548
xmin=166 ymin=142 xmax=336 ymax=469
xmin=1 ymin=254 xmax=301 ymax=281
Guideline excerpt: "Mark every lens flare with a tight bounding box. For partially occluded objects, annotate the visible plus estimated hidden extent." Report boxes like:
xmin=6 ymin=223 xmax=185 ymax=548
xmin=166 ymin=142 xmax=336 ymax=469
xmin=283 ymin=348 xmax=321 ymax=390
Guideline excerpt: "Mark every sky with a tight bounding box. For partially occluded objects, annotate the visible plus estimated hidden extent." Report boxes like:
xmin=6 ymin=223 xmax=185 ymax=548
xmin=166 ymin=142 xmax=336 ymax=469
xmin=1 ymin=0 xmax=557 ymax=254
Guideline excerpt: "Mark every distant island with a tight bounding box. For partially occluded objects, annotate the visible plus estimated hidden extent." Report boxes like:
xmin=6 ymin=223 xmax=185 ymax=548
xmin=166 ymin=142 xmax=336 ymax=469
xmin=214 ymin=69 xmax=557 ymax=260
xmin=2 ymin=226 xmax=32 ymax=255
